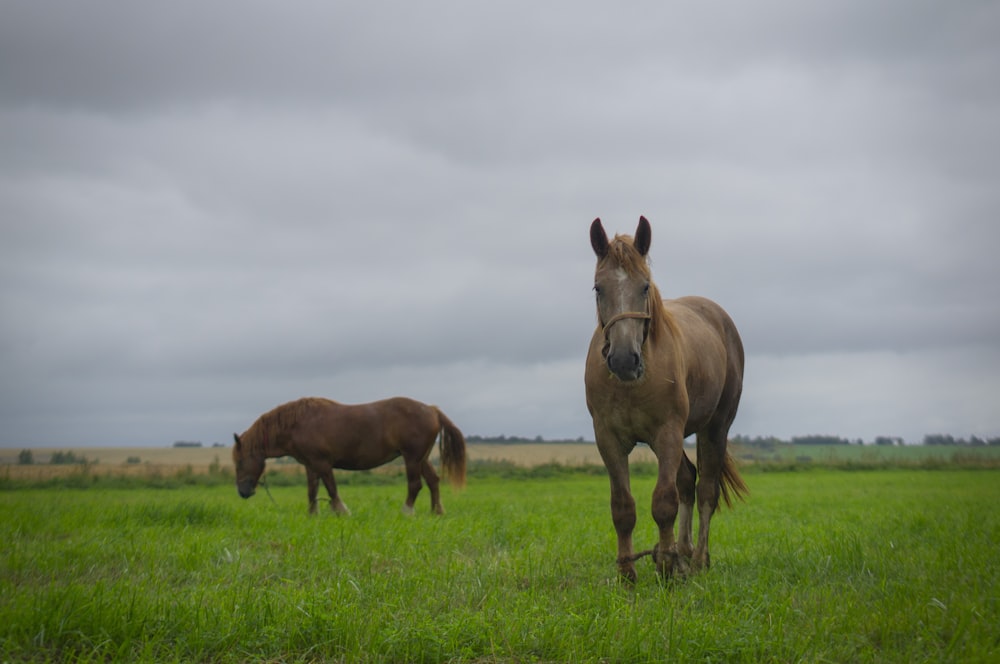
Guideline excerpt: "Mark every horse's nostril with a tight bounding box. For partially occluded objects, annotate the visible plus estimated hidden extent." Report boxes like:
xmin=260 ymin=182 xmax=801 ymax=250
xmin=607 ymin=349 xmax=642 ymax=379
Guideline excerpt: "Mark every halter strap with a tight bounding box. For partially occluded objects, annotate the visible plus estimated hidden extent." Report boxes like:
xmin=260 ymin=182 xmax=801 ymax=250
xmin=602 ymin=311 xmax=651 ymax=339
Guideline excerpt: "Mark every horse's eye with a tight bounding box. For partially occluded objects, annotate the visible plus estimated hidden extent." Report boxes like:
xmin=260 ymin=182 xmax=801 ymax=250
xmin=642 ymin=283 xmax=650 ymax=295
xmin=593 ymin=285 xmax=601 ymax=296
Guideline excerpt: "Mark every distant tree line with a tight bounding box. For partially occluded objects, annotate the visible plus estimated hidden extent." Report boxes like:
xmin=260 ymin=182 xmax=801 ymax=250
xmin=467 ymin=434 xmax=587 ymax=444
xmin=17 ymin=450 xmax=97 ymax=465
xmin=731 ymin=435 xmax=858 ymax=447
xmin=922 ymin=434 xmax=999 ymax=446
xmin=732 ymin=434 xmax=1000 ymax=447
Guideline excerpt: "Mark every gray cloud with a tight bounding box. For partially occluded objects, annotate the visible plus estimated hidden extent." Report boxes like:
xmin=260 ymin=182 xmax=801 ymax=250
xmin=2 ymin=1 xmax=999 ymax=446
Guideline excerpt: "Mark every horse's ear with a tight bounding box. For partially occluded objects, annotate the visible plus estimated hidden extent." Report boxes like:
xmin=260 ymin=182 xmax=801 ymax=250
xmin=634 ymin=216 xmax=651 ymax=256
xmin=233 ymin=433 xmax=241 ymax=449
xmin=590 ymin=218 xmax=609 ymax=259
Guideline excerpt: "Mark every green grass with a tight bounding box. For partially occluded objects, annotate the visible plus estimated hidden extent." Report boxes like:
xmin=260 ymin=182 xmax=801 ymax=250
xmin=2 ymin=469 xmax=998 ymax=662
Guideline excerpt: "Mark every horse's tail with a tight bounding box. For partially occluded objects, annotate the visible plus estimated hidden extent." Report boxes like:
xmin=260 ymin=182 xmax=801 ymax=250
xmin=718 ymin=450 xmax=749 ymax=509
xmin=435 ymin=408 xmax=467 ymax=489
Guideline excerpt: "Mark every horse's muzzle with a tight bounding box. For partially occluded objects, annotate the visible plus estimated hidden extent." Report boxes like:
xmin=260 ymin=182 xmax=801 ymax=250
xmin=237 ymin=482 xmax=256 ymax=499
xmin=607 ymin=349 xmax=644 ymax=381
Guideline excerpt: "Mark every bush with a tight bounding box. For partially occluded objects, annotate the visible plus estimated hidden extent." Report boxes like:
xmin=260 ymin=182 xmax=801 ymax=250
xmin=49 ymin=451 xmax=95 ymax=465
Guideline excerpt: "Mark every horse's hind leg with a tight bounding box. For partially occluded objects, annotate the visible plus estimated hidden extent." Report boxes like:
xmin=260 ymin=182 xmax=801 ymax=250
xmin=401 ymin=456 xmax=424 ymax=515
xmin=692 ymin=430 xmax=726 ymax=570
xmin=676 ymin=453 xmax=697 ymax=559
xmin=420 ymin=459 xmax=444 ymax=515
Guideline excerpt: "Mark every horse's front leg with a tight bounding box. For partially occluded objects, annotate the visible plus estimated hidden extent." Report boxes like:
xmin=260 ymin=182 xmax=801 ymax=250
xmin=650 ymin=427 xmax=689 ymax=579
xmin=596 ymin=437 xmax=637 ymax=582
xmin=317 ymin=466 xmax=350 ymax=515
xmin=306 ymin=467 xmax=320 ymax=515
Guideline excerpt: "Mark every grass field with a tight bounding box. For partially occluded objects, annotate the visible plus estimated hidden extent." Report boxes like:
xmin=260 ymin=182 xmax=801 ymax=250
xmin=2 ymin=466 xmax=998 ymax=662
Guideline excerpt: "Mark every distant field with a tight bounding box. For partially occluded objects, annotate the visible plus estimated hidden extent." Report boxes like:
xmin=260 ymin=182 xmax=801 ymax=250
xmin=737 ymin=442 xmax=1000 ymax=466
xmin=0 ymin=442 xmax=647 ymax=480
xmin=3 ymin=442 xmax=998 ymax=481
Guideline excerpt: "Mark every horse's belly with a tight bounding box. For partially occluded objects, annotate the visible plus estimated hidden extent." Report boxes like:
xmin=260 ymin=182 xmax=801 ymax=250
xmin=335 ymin=451 xmax=401 ymax=471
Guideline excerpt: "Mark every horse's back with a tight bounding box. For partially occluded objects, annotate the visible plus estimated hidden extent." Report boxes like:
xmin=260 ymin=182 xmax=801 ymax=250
xmin=368 ymin=396 xmax=442 ymax=439
xmin=375 ymin=396 xmax=433 ymax=416
xmin=664 ymin=296 xmax=743 ymax=370
xmin=287 ymin=397 xmax=440 ymax=470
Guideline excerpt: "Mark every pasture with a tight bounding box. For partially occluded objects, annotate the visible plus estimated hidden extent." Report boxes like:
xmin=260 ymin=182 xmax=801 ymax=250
xmin=2 ymin=466 xmax=998 ymax=662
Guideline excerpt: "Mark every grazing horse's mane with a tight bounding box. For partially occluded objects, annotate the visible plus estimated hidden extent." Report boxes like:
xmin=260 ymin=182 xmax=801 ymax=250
xmin=241 ymin=397 xmax=337 ymax=456
xmin=239 ymin=417 xmax=270 ymax=457
xmin=600 ymin=234 xmax=673 ymax=346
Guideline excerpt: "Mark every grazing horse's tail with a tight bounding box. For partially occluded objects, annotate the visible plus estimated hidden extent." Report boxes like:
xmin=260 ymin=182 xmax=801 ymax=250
xmin=718 ymin=450 xmax=749 ymax=509
xmin=434 ymin=408 xmax=467 ymax=489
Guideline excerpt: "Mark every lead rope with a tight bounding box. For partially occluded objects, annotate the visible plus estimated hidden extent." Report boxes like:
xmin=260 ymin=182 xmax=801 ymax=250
xmin=260 ymin=475 xmax=278 ymax=505
xmin=618 ymin=548 xmax=656 ymax=564
xmin=259 ymin=426 xmax=278 ymax=505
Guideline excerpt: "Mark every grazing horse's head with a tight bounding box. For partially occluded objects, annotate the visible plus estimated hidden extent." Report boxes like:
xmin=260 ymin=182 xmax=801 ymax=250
xmin=590 ymin=216 xmax=655 ymax=382
xmin=232 ymin=433 xmax=265 ymax=499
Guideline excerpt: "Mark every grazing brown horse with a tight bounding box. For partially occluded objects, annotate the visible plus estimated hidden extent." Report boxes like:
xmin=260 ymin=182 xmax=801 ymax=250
xmin=233 ymin=396 xmax=467 ymax=515
xmin=585 ymin=216 xmax=748 ymax=582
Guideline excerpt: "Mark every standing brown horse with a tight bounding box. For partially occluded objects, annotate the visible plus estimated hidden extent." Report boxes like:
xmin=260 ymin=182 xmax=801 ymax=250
xmin=585 ymin=216 xmax=747 ymax=582
xmin=233 ymin=396 xmax=467 ymax=515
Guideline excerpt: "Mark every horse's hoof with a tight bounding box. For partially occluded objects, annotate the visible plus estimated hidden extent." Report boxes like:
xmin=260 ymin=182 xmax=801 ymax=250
xmin=694 ymin=551 xmax=710 ymax=571
xmin=690 ymin=548 xmax=711 ymax=572
xmin=652 ymin=544 xmax=689 ymax=579
xmin=617 ymin=564 xmax=638 ymax=584
xmin=653 ymin=549 xmax=674 ymax=578
xmin=401 ymin=504 xmax=415 ymax=516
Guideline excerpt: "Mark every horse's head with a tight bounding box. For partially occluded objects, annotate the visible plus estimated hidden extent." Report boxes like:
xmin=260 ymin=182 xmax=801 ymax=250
xmin=590 ymin=216 xmax=654 ymax=382
xmin=232 ymin=433 xmax=265 ymax=499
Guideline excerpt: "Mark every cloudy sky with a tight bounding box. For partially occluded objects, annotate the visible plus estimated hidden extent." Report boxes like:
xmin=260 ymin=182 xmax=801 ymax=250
xmin=2 ymin=1 xmax=998 ymax=447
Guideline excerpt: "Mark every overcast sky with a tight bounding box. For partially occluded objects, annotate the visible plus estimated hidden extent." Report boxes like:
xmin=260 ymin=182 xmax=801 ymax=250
xmin=2 ymin=1 xmax=998 ymax=447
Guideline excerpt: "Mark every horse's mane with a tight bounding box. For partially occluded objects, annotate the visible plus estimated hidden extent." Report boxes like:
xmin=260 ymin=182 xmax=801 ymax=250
xmin=241 ymin=397 xmax=336 ymax=456
xmin=602 ymin=234 xmax=673 ymax=345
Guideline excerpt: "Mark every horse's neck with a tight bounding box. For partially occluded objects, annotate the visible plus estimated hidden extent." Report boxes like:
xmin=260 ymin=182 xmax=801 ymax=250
xmin=254 ymin=422 xmax=282 ymax=459
xmin=651 ymin=299 xmax=678 ymax=344
xmin=650 ymin=307 xmax=686 ymax=370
